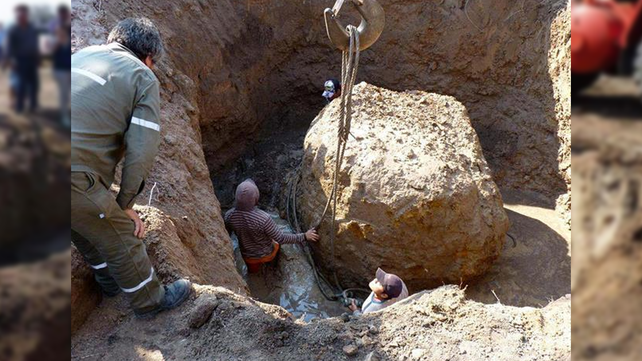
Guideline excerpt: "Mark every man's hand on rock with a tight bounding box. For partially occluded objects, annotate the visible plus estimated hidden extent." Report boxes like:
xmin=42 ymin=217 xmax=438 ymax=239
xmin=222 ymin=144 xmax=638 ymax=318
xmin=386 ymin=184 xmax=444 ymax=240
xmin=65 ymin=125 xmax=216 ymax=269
xmin=124 ymin=208 xmax=146 ymax=239
xmin=305 ymin=229 xmax=320 ymax=242
xmin=348 ymin=300 xmax=358 ymax=312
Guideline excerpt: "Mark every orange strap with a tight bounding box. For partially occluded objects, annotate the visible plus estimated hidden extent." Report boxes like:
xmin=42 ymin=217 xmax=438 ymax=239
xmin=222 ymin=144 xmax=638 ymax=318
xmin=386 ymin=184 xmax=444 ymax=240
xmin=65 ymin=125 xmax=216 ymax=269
xmin=243 ymin=241 xmax=280 ymax=265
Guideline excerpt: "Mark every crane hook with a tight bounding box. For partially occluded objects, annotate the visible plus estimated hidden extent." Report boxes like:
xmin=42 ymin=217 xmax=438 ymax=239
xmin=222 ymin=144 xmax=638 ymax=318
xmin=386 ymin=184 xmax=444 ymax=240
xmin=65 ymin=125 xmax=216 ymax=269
xmin=324 ymin=0 xmax=385 ymax=52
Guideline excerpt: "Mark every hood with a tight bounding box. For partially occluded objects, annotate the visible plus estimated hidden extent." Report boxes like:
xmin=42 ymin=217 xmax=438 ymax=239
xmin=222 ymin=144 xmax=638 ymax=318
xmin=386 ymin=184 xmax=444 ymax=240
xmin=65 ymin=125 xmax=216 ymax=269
xmin=235 ymin=179 xmax=259 ymax=211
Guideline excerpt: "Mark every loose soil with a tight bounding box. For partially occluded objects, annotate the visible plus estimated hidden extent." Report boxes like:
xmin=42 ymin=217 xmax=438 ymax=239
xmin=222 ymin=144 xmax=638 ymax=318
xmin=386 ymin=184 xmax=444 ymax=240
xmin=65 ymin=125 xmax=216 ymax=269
xmin=71 ymin=285 xmax=570 ymax=361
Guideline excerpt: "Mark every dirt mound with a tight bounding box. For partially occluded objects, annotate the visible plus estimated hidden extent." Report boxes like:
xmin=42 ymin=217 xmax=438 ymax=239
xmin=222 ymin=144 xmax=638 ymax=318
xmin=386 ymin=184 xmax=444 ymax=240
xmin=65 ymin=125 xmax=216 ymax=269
xmin=548 ymin=2 xmax=571 ymax=228
xmin=297 ymin=83 xmax=508 ymax=290
xmin=137 ymin=206 xmax=247 ymax=291
xmin=71 ymin=284 xmax=569 ymax=360
xmin=1 ymin=251 xmax=71 ymax=361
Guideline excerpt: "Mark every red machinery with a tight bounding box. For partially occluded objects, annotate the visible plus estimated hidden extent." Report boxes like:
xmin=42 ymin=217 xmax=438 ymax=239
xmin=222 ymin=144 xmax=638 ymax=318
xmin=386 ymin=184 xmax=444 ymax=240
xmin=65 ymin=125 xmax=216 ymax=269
xmin=571 ymin=0 xmax=642 ymax=93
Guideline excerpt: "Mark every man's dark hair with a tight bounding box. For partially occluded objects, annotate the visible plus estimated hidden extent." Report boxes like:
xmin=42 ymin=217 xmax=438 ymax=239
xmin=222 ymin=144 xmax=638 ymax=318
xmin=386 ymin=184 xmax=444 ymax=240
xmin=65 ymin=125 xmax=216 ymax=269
xmin=107 ymin=18 xmax=164 ymax=63
xmin=15 ymin=4 xmax=29 ymax=13
xmin=58 ymin=5 xmax=70 ymax=15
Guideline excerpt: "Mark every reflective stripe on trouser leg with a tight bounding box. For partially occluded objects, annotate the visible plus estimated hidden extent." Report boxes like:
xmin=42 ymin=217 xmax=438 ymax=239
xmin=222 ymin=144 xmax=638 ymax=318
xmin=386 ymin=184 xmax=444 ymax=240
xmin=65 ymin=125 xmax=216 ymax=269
xmin=71 ymin=172 xmax=164 ymax=313
xmin=121 ymin=267 xmax=155 ymax=293
xmin=72 ymin=229 xmax=120 ymax=295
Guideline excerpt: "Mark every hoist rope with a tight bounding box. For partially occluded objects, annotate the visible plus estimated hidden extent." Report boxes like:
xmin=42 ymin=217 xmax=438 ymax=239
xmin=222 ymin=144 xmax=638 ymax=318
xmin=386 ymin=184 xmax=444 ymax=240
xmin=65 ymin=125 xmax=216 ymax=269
xmin=285 ymin=25 xmax=370 ymax=302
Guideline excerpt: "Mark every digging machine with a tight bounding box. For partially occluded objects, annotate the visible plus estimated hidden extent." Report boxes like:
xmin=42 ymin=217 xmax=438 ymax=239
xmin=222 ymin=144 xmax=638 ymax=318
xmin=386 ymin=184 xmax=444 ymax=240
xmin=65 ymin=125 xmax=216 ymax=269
xmin=572 ymin=0 xmax=642 ymax=95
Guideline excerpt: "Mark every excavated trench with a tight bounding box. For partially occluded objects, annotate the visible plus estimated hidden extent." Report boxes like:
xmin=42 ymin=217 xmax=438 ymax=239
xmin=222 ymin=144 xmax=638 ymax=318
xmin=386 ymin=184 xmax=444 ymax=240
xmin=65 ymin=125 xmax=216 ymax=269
xmin=71 ymin=0 xmax=571 ymax=329
xmin=192 ymin=0 xmax=572 ymax=316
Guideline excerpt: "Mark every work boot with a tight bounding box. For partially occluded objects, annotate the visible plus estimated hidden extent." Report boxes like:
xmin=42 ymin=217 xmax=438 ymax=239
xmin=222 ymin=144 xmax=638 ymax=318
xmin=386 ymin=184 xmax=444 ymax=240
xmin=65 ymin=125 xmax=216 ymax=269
xmin=134 ymin=279 xmax=192 ymax=319
xmin=161 ymin=278 xmax=192 ymax=310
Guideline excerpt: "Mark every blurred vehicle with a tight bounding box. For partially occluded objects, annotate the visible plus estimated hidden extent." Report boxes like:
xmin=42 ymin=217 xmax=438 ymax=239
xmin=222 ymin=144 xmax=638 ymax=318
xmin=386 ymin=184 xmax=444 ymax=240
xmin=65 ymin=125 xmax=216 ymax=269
xmin=571 ymin=0 xmax=642 ymax=94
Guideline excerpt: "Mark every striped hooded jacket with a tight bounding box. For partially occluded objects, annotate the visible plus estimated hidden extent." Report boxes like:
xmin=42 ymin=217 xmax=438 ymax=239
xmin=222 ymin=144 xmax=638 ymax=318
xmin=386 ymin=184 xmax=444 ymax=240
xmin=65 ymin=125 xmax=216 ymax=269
xmin=225 ymin=179 xmax=306 ymax=259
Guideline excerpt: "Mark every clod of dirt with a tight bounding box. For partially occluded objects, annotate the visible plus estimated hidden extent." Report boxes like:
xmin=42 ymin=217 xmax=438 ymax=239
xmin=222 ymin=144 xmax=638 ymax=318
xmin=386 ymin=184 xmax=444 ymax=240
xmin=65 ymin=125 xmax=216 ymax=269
xmin=188 ymin=296 xmax=220 ymax=329
xmin=298 ymin=83 xmax=509 ymax=291
xmin=70 ymin=284 xmax=570 ymax=360
xmin=343 ymin=343 xmax=359 ymax=357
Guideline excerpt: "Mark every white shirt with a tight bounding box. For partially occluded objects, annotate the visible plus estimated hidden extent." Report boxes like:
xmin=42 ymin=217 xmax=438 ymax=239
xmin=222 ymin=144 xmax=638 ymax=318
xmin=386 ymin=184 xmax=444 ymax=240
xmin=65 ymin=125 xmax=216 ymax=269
xmin=355 ymin=282 xmax=409 ymax=315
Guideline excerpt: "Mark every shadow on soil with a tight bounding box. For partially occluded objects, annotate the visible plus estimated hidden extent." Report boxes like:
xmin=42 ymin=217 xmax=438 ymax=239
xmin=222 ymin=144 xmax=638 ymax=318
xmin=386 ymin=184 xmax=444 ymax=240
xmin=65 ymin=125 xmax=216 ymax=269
xmin=467 ymin=206 xmax=570 ymax=307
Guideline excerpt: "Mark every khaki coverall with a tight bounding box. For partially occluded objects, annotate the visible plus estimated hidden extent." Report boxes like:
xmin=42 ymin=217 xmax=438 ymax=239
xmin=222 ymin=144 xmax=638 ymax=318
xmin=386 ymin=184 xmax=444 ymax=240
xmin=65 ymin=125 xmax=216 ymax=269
xmin=71 ymin=43 xmax=163 ymax=313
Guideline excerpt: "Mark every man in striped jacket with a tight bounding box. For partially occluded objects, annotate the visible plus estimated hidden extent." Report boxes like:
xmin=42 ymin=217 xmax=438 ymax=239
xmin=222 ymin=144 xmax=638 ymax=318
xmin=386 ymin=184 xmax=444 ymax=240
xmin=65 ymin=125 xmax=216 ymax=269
xmin=225 ymin=179 xmax=319 ymax=273
xmin=71 ymin=18 xmax=190 ymax=318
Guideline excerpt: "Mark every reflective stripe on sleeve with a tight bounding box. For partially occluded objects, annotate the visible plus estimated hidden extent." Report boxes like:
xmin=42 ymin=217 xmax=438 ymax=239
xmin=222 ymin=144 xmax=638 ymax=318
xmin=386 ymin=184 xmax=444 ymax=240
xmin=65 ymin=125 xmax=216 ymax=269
xmin=71 ymin=68 xmax=107 ymax=86
xmin=121 ymin=267 xmax=155 ymax=293
xmin=131 ymin=117 xmax=160 ymax=132
xmin=90 ymin=262 xmax=108 ymax=270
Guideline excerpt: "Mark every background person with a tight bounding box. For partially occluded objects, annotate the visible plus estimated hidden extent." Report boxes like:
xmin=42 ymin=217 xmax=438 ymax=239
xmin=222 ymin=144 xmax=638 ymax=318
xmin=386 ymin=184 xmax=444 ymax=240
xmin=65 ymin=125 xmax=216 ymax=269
xmin=49 ymin=4 xmax=71 ymax=33
xmin=6 ymin=4 xmax=40 ymax=113
xmin=0 ymin=23 xmax=5 ymax=64
xmin=52 ymin=24 xmax=70 ymax=126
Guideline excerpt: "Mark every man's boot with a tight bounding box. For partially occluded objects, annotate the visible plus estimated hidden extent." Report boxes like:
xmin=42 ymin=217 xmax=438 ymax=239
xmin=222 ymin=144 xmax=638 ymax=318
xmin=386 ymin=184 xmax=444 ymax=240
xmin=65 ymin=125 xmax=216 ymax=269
xmin=134 ymin=278 xmax=192 ymax=319
xmin=161 ymin=279 xmax=192 ymax=310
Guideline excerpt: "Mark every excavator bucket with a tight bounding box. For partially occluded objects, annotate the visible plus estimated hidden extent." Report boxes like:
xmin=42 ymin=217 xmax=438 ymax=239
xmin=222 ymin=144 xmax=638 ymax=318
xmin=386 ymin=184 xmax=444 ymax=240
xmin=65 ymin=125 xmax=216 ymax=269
xmin=324 ymin=0 xmax=385 ymax=52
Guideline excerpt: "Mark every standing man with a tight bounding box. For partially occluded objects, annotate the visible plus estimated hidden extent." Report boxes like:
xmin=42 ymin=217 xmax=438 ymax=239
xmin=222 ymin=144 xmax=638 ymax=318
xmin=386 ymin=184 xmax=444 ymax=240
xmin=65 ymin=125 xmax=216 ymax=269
xmin=71 ymin=18 xmax=190 ymax=318
xmin=52 ymin=24 xmax=71 ymax=126
xmin=0 ymin=23 xmax=5 ymax=64
xmin=49 ymin=4 xmax=71 ymax=34
xmin=5 ymin=5 xmax=40 ymax=113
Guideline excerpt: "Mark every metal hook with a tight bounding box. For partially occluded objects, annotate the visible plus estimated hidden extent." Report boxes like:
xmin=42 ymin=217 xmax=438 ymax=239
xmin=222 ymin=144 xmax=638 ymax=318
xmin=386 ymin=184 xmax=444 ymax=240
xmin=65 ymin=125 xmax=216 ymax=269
xmin=324 ymin=0 xmax=385 ymax=52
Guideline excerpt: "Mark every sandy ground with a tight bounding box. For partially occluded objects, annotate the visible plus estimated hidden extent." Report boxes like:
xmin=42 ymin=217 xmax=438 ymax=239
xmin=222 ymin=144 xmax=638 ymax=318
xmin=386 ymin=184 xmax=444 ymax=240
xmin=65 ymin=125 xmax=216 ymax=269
xmin=467 ymin=189 xmax=571 ymax=307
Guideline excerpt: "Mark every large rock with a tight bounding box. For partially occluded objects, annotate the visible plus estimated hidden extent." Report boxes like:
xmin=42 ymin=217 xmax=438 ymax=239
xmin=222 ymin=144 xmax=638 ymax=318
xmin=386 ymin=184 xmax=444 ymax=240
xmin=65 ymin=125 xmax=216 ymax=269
xmin=297 ymin=83 xmax=509 ymax=291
